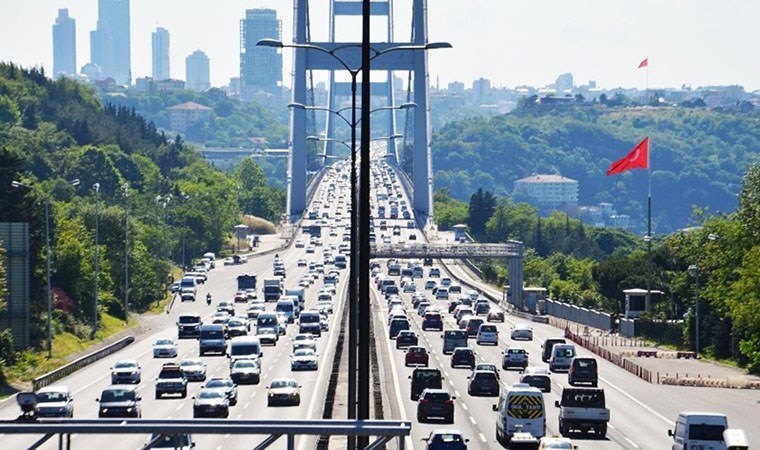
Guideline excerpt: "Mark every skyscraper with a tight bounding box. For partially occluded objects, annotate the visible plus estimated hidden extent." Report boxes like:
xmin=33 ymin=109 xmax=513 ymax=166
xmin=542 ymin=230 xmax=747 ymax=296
xmin=240 ymin=8 xmax=282 ymax=99
xmin=152 ymin=27 xmax=170 ymax=80
xmin=53 ymin=9 xmax=76 ymax=77
xmin=90 ymin=0 xmax=131 ymax=85
xmin=186 ymin=50 xmax=210 ymax=92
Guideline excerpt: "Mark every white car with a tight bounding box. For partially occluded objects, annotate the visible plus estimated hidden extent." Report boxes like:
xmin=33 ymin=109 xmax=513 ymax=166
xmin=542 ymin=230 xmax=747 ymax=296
xmin=295 ymin=239 xmax=305 ymax=248
xmin=153 ymin=338 xmax=178 ymax=358
xmin=511 ymin=324 xmax=534 ymax=341
xmin=297 ymin=258 xmax=308 ymax=267
xmin=305 ymin=245 xmax=316 ymax=254
xmin=290 ymin=348 xmax=318 ymax=371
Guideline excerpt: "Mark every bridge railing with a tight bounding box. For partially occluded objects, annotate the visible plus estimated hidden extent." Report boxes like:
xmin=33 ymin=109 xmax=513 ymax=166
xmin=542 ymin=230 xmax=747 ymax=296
xmin=371 ymin=242 xmax=522 ymax=259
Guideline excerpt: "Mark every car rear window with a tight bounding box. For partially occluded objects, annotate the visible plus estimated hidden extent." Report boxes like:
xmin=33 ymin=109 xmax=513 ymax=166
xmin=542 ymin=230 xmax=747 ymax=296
xmin=424 ymin=392 xmax=451 ymax=402
xmin=688 ymin=424 xmax=726 ymax=441
xmin=574 ymin=358 xmax=596 ymax=368
xmin=480 ymin=325 xmax=497 ymax=332
xmin=562 ymin=389 xmax=605 ymax=408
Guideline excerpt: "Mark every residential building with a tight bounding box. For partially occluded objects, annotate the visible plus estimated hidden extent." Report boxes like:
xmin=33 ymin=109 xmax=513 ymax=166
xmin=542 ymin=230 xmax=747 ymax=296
xmin=555 ymin=72 xmax=574 ymax=93
xmin=186 ymin=50 xmax=210 ymax=91
xmin=513 ymin=174 xmax=579 ymax=209
xmin=135 ymin=77 xmax=184 ymax=92
xmin=240 ymin=8 xmax=282 ymax=100
xmin=168 ymin=102 xmax=213 ymax=132
xmin=152 ymin=27 xmax=170 ymax=80
xmin=448 ymin=81 xmax=465 ymax=95
xmin=53 ymin=9 xmax=76 ymax=77
xmin=89 ymin=0 xmax=131 ymax=85
xmin=472 ymin=78 xmax=492 ymax=105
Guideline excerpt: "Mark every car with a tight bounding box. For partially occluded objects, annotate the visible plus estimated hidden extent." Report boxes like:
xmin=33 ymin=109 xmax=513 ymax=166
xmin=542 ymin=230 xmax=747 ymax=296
xmin=223 ymin=257 xmax=235 ymax=266
xmin=422 ymin=429 xmax=469 ymax=450
xmin=487 ymin=308 xmax=505 ymax=322
xmin=230 ymin=359 xmax=261 ymax=384
xmin=476 ymin=324 xmax=499 ymax=345
xmin=473 ymin=363 xmax=500 ymax=379
xmin=405 ymin=346 xmax=430 ymax=367
xmin=180 ymin=287 xmax=196 ymax=302
xmin=422 ymin=312 xmax=444 ymax=331
xmin=291 ymin=348 xmax=319 ymax=371
xmin=396 ymin=330 xmax=419 ymax=349
xmin=247 ymin=303 xmax=266 ymax=319
xmin=267 ymin=378 xmax=302 ymax=406
xmin=417 ymin=388 xmax=455 ymax=423
xmin=233 ymin=291 xmax=246 ymax=303
xmin=226 ymin=317 xmax=249 ymax=338
xmin=467 ymin=370 xmax=500 ymax=396
xmin=293 ymin=334 xmax=317 ymax=352
xmin=110 ymin=359 xmax=141 ymax=384
xmin=217 ymin=301 xmax=235 ymax=316
xmin=429 ymin=267 xmax=441 ymax=277
xmin=295 ymin=239 xmax=305 ymax=248
xmin=502 ymin=347 xmax=529 ymax=370
xmin=538 ymin=436 xmax=575 ymax=449
xmin=179 ymin=358 xmax=207 ymax=382
xmin=153 ymin=338 xmax=178 ymax=358
xmin=193 ymin=388 xmax=229 ymax=418
xmin=568 ymin=357 xmax=598 ymax=387
xmin=97 ymin=385 xmax=142 ymax=418
xmin=511 ymin=324 xmax=534 ymax=341
xmin=297 ymin=258 xmax=308 ymax=266
xmin=424 ymin=280 xmax=437 ymax=290
xmin=204 ymin=377 xmax=238 ymax=406
xmin=520 ymin=366 xmax=552 ymax=393
xmin=148 ymin=433 xmax=195 ymax=450
xmin=305 ymin=245 xmax=316 ymax=253
xmin=34 ymin=386 xmax=74 ymax=418
xmin=155 ymin=362 xmax=188 ymax=398
xmin=450 ymin=347 xmax=475 ymax=369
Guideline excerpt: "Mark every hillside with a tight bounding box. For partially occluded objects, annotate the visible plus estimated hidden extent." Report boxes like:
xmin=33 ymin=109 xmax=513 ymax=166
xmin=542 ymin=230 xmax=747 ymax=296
xmin=429 ymin=104 xmax=760 ymax=232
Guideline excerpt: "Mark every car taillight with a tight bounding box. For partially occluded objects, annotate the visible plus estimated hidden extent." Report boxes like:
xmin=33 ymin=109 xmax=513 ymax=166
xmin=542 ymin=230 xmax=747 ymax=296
xmin=444 ymin=399 xmax=453 ymax=404
xmin=419 ymin=398 xmax=428 ymax=404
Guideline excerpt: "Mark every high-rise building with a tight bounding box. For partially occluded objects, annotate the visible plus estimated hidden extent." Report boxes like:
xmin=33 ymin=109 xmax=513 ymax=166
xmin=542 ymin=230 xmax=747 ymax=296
xmin=90 ymin=0 xmax=131 ymax=85
xmin=472 ymin=78 xmax=492 ymax=104
xmin=186 ymin=50 xmax=210 ymax=92
xmin=53 ymin=9 xmax=76 ymax=77
xmin=152 ymin=27 xmax=170 ymax=80
xmin=240 ymin=8 xmax=282 ymax=99
xmin=555 ymin=73 xmax=574 ymax=93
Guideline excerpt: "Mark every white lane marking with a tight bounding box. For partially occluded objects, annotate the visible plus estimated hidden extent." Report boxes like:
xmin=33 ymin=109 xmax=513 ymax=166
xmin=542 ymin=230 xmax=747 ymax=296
xmin=454 ymin=390 xmax=461 ymax=397
xmin=216 ymin=445 xmax=223 ymax=450
xmin=608 ymin=423 xmax=616 ymax=430
xmin=244 ymin=401 xmax=250 ymax=409
xmin=469 ymin=416 xmax=477 ymax=425
xmin=444 ymin=370 xmax=450 ymax=378
xmin=461 ymin=403 xmax=468 ymax=411
xmin=479 ymin=433 xmax=487 ymax=443
xmin=625 ymin=437 xmax=640 ymax=448
xmin=599 ymin=375 xmax=672 ymax=425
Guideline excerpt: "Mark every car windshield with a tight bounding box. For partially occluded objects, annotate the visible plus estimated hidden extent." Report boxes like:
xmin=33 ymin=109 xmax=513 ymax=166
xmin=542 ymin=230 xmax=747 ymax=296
xmin=155 ymin=339 xmax=173 ymax=346
xmin=688 ymin=424 xmax=726 ymax=441
xmin=205 ymin=379 xmax=232 ymax=389
xmin=476 ymin=364 xmax=497 ymax=372
xmin=101 ymin=389 xmax=135 ymax=402
xmin=178 ymin=316 xmax=199 ymax=324
xmin=562 ymin=390 xmax=605 ymax=408
xmin=293 ymin=349 xmax=315 ymax=357
xmin=423 ymin=392 xmax=451 ymax=402
xmin=151 ymin=434 xmax=192 ymax=448
xmin=233 ymin=360 xmax=258 ymax=369
xmin=113 ymin=361 xmax=136 ymax=369
xmin=271 ymin=380 xmax=297 ymax=389
xmin=258 ymin=317 xmax=277 ymax=326
xmin=540 ymin=442 xmax=573 ymax=449
xmin=180 ymin=360 xmax=201 ymax=367
xmin=432 ymin=433 xmax=463 ymax=443
xmin=228 ymin=319 xmax=245 ymax=326
xmin=198 ymin=390 xmax=224 ymax=400
xmin=36 ymin=391 xmax=67 ymax=402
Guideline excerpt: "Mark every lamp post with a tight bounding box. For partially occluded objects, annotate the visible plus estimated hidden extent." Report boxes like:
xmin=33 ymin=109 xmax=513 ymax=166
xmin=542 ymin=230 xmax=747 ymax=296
xmin=122 ymin=183 xmax=129 ymax=319
xmin=643 ymin=234 xmax=652 ymax=313
xmin=687 ymin=264 xmax=700 ymax=354
xmin=259 ymin=36 xmax=450 ymax=436
xmin=11 ymin=178 xmax=80 ymax=357
xmin=92 ymin=182 xmax=101 ymax=339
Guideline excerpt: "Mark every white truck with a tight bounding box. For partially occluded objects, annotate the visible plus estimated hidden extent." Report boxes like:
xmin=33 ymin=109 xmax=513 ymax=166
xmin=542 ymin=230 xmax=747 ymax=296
xmin=555 ymin=387 xmax=610 ymax=438
xmin=262 ymin=277 xmax=283 ymax=302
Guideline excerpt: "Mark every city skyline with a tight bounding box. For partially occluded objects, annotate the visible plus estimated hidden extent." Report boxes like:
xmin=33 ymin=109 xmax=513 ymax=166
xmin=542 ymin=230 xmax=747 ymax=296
xmin=0 ymin=0 xmax=758 ymax=91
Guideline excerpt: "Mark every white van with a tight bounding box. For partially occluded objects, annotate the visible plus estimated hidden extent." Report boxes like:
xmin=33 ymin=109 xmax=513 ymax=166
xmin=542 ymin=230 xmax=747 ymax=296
xmin=492 ymin=383 xmax=546 ymax=445
xmin=549 ymin=343 xmax=577 ymax=372
xmin=668 ymin=412 xmax=728 ymax=450
xmin=227 ymin=336 xmax=262 ymax=368
xmin=275 ymin=298 xmax=297 ymax=323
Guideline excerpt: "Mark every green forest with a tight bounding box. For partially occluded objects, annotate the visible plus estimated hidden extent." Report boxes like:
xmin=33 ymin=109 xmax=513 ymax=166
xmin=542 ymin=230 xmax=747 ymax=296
xmin=427 ymin=102 xmax=760 ymax=232
xmin=435 ymin=161 xmax=760 ymax=372
xmin=0 ymin=64 xmax=285 ymax=367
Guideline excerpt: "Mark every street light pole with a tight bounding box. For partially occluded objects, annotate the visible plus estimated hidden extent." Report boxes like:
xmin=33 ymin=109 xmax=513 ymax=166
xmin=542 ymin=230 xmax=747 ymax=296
xmin=122 ymin=183 xmax=129 ymax=320
xmin=688 ymin=264 xmax=700 ymax=354
xmin=92 ymin=182 xmax=100 ymax=339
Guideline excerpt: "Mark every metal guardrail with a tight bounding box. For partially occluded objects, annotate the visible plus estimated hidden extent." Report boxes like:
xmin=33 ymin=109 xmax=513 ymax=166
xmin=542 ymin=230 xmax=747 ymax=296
xmin=0 ymin=419 xmax=412 ymax=450
xmin=32 ymin=336 xmax=135 ymax=391
xmin=371 ymin=242 xmax=522 ymax=259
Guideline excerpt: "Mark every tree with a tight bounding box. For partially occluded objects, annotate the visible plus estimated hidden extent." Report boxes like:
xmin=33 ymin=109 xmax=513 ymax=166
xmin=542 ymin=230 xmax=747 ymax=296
xmin=737 ymin=162 xmax=760 ymax=244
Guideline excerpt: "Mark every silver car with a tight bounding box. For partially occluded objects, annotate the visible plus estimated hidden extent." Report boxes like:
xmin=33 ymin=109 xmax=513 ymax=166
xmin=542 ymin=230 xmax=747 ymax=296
xmin=35 ymin=386 xmax=74 ymax=418
xmin=110 ymin=359 xmax=141 ymax=384
xmin=179 ymin=358 xmax=207 ymax=382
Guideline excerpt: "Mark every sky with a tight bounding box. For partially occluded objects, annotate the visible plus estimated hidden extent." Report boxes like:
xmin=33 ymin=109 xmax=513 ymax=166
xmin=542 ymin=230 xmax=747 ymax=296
xmin=1 ymin=0 xmax=758 ymax=92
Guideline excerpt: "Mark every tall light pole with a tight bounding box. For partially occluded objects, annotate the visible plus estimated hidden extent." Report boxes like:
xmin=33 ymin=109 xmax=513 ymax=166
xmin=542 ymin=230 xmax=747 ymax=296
xmin=11 ymin=178 xmax=80 ymax=357
xmin=688 ymin=264 xmax=700 ymax=354
xmin=122 ymin=183 xmax=129 ymax=320
xmin=260 ymin=38 xmax=449 ymax=428
xmin=92 ymin=182 xmax=101 ymax=339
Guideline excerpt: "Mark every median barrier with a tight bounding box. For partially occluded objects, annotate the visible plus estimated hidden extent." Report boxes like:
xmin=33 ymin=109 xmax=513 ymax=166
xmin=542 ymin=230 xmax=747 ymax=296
xmin=33 ymin=336 xmax=135 ymax=391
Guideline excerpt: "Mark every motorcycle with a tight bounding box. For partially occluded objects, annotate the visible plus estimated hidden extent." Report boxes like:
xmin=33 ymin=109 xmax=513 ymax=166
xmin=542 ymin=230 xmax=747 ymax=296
xmin=206 ymin=294 xmax=212 ymax=306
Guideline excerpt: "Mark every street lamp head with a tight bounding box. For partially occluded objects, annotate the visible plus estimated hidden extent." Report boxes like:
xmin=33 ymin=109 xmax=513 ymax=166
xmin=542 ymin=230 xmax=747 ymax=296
xmin=687 ymin=264 xmax=698 ymax=278
xmin=398 ymin=102 xmax=417 ymax=110
xmin=11 ymin=180 xmax=23 ymax=188
xmin=425 ymin=42 xmax=453 ymax=50
xmin=288 ymin=103 xmax=306 ymax=110
xmin=643 ymin=235 xmax=652 ymax=243
xmin=92 ymin=182 xmax=100 ymax=192
xmin=69 ymin=179 xmax=80 ymax=187
xmin=707 ymin=233 xmax=719 ymax=241
xmin=257 ymin=39 xmax=283 ymax=48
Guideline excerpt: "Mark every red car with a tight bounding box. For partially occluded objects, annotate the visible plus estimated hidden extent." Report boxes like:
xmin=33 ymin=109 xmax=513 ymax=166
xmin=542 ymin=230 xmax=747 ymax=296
xmin=405 ymin=346 xmax=429 ymax=367
xmin=233 ymin=291 xmax=246 ymax=303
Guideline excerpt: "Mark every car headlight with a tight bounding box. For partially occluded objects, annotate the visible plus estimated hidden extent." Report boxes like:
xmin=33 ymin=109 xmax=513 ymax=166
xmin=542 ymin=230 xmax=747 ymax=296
xmin=126 ymin=407 xmax=133 ymax=413
xmin=101 ymin=408 xmax=108 ymax=414
xmin=112 ymin=371 xmax=117 ymax=376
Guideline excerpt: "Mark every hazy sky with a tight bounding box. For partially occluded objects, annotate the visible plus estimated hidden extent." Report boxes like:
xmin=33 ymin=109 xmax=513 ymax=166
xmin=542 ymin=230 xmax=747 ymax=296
xmin=1 ymin=0 xmax=758 ymax=91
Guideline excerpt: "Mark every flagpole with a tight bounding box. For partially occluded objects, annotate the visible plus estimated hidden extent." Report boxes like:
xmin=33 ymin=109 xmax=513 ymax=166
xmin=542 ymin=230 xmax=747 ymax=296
xmin=646 ymin=65 xmax=649 ymax=105
xmin=646 ymin=138 xmax=652 ymax=314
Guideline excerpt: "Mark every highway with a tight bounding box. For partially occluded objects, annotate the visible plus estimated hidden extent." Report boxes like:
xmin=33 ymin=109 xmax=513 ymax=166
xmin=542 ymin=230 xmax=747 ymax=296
xmin=2 ymin=159 xmax=759 ymax=450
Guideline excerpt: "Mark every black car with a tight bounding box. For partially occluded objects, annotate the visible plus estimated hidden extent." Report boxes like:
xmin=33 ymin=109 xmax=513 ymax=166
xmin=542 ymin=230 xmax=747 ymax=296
xmin=396 ymin=330 xmax=419 ymax=349
xmin=422 ymin=313 xmax=443 ymax=331
xmin=193 ymin=388 xmax=229 ymax=418
xmin=409 ymin=368 xmax=443 ymax=401
xmin=450 ymin=347 xmax=475 ymax=369
xmin=417 ymin=388 xmax=455 ymax=423
xmin=97 ymin=385 xmax=142 ymax=418
xmin=467 ymin=370 xmax=500 ymax=396
xmin=568 ymin=357 xmax=598 ymax=387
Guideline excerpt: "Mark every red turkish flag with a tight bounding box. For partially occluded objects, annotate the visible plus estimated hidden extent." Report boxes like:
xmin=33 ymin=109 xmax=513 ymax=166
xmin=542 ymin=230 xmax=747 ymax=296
xmin=607 ymin=137 xmax=650 ymax=176
xmin=638 ymin=58 xmax=648 ymax=69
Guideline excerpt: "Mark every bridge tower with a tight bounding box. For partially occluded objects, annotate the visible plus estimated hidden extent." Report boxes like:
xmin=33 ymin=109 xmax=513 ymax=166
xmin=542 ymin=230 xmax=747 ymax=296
xmin=288 ymin=0 xmax=434 ymax=221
